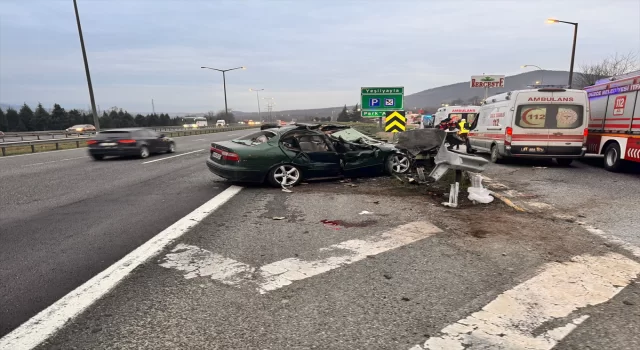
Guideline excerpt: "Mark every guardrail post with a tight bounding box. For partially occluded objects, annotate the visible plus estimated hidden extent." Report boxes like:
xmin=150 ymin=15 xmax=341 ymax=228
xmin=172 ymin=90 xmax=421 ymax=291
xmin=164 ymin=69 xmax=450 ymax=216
xmin=31 ymin=144 xmax=35 ymax=153
xmin=1 ymin=147 xmax=5 ymax=156
xmin=76 ymin=141 xmax=80 ymax=148
xmin=21 ymin=136 xmax=25 ymax=141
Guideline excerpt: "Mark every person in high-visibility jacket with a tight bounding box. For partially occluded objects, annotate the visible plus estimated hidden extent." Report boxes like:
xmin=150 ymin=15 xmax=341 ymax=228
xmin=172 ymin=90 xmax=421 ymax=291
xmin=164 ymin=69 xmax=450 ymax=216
xmin=456 ymin=119 xmax=469 ymax=150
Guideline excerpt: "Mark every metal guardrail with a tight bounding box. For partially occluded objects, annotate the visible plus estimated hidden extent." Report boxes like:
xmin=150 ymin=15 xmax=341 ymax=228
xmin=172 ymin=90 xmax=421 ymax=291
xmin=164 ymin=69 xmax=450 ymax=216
xmin=0 ymin=126 xmax=257 ymax=156
xmin=0 ymin=125 xmax=247 ymax=142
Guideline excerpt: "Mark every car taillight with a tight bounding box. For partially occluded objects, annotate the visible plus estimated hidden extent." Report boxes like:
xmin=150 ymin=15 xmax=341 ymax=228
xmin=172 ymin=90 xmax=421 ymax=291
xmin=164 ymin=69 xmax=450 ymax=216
xmin=223 ymin=151 xmax=240 ymax=161
xmin=210 ymin=147 xmax=240 ymax=161
xmin=505 ymin=127 xmax=513 ymax=146
xmin=583 ymin=128 xmax=589 ymax=144
xmin=87 ymin=140 xmax=98 ymax=145
xmin=118 ymin=139 xmax=136 ymax=144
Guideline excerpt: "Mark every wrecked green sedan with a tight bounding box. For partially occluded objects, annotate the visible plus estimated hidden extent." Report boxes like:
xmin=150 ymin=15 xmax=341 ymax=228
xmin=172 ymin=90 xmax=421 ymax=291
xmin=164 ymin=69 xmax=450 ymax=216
xmin=206 ymin=123 xmax=411 ymax=187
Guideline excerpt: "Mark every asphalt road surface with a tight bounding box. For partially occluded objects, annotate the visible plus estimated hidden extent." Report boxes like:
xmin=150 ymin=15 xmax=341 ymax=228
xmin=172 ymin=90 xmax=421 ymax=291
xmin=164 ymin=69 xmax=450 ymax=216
xmin=0 ymin=128 xmax=256 ymax=337
xmin=2 ymin=141 xmax=640 ymax=349
xmin=8 ymin=178 xmax=637 ymax=350
xmin=482 ymin=154 xmax=640 ymax=247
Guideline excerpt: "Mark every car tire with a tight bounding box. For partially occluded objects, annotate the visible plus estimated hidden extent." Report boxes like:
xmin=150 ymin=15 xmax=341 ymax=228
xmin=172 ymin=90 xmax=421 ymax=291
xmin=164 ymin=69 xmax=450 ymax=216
xmin=555 ymin=158 xmax=574 ymax=166
xmin=91 ymin=154 xmax=105 ymax=161
xmin=490 ymin=144 xmax=503 ymax=164
xmin=386 ymin=153 xmax=411 ymax=174
xmin=604 ymin=142 xmax=624 ymax=172
xmin=139 ymin=146 xmax=150 ymax=159
xmin=167 ymin=142 xmax=176 ymax=153
xmin=268 ymin=164 xmax=302 ymax=188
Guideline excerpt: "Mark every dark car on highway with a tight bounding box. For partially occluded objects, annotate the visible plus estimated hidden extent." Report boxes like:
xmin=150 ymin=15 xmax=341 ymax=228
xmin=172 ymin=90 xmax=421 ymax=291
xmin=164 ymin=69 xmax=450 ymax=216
xmin=87 ymin=128 xmax=176 ymax=160
xmin=206 ymin=123 xmax=411 ymax=187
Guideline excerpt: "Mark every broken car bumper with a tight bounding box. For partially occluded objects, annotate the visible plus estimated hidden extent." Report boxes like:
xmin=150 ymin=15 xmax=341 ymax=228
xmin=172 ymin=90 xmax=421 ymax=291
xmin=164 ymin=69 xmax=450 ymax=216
xmin=206 ymin=159 xmax=265 ymax=183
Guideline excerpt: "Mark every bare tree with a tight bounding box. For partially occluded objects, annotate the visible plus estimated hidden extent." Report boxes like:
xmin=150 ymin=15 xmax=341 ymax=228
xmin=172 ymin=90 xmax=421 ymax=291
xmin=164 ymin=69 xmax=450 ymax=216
xmin=574 ymin=51 xmax=640 ymax=89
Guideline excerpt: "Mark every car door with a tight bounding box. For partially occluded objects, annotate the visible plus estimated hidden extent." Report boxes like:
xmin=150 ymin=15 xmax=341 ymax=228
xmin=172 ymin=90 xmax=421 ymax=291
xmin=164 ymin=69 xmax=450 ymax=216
xmin=145 ymin=130 xmax=165 ymax=152
xmin=286 ymin=133 xmax=342 ymax=178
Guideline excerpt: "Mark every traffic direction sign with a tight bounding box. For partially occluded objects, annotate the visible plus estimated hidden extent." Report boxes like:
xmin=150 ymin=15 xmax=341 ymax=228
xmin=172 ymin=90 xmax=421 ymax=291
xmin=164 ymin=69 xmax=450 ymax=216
xmin=384 ymin=111 xmax=406 ymax=133
xmin=362 ymin=111 xmax=386 ymax=117
xmin=361 ymin=87 xmax=404 ymax=114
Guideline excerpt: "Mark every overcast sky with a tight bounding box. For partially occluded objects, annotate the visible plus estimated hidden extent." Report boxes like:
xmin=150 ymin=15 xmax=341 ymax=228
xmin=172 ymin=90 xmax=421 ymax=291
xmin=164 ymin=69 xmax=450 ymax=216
xmin=1 ymin=0 xmax=639 ymax=114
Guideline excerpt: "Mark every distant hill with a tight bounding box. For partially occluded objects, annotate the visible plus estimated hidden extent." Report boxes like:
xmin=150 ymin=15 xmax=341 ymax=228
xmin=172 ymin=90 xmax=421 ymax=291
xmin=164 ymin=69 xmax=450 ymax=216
xmin=1 ymin=70 xmax=572 ymax=120
xmin=232 ymin=70 xmax=572 ymax=120
xmin=404 ymin=70 xmax=570 ymax=108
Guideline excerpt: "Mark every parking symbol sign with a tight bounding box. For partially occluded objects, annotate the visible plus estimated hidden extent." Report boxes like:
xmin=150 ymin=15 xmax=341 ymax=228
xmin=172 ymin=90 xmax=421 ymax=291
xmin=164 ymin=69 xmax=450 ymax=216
xmin=370 ymin=98 xmax=380 ymax=107
xmin=385 ymin=98 xmax=395 ymax=106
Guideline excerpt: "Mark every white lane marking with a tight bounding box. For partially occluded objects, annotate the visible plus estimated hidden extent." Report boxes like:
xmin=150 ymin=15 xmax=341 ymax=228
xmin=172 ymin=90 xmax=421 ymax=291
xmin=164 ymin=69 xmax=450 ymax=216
xmin=415 ymin=252 xmax=640 ymax=350
xmin=22 ymin=156 xmax=87 ymax=167
xmin=191 ymin=138 xmax=206 ymax=142
xmin=159 ymin=221 xmax=442 ymax=294
xmin=0 ymin=185 xmax=243 ymax=350
xmin=0 ymin=147 xmax=85 ymax=159
xmin=141 ymin=149 xmax=204 ymax=164
xmin=575 ymin=220 xmax=640 ymax=259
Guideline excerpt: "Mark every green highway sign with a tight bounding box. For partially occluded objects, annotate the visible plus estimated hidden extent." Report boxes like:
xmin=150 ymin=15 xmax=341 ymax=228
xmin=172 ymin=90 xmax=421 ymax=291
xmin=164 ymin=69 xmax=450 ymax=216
xmin=362 ymin=111 xmax=386 ymax=117
xmin=361 ymin=87 xmax=404 ymax=116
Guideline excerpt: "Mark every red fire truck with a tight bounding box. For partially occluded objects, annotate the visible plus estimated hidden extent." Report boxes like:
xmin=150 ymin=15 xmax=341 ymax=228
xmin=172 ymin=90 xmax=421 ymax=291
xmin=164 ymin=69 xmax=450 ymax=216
xmin=584 ymin=71 xmax=640 ymax=172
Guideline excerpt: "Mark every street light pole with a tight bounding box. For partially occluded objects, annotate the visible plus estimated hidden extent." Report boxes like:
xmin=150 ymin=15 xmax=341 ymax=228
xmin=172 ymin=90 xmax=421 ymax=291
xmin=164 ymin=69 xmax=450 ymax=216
xmin=547 ymin=18 xmax=579 ymax=88
xmin=250 ymin=88 xmax=264 ymax=119
xmin=521 ymin=64 xmax=545 ymax=84
xmin=73 ymin=0 xmax=100 ymax=131
xmin=201 ymin=66 xmax=245 ymax=119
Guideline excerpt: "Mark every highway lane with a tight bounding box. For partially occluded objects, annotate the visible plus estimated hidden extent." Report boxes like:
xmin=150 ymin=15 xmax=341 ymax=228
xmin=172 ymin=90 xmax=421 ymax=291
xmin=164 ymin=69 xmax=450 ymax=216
xmin=0 ymin=128 xmax=256 ymax=336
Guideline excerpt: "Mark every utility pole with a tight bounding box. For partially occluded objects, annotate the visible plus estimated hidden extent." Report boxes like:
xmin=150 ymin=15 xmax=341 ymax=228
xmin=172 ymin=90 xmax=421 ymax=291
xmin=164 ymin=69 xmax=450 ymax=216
xmin=73 ymin=0 xmax=100 ymax=131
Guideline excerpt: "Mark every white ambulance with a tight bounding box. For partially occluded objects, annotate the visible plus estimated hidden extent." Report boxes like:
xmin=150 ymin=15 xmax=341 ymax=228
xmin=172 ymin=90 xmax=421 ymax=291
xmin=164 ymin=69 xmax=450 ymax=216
xmin=466 ymin=88 xmax=589 ymax=165
xmin=434 ymin=106 xmax=480 ymax=125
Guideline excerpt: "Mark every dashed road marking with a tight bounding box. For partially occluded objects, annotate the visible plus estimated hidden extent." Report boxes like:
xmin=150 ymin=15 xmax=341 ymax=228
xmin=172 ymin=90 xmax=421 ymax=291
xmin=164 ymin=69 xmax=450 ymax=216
xmin=0 ymin=185 xmax=243 ymax=350
xmin=159 ymin=221 xmax=442 ymax=294
xmin=414 ymin=252 xmax=640 ymax=350
xmin=141 ymin=149 xmax=204 ymax=164
xmin=22 ymin=156 xmax=87 ymax=167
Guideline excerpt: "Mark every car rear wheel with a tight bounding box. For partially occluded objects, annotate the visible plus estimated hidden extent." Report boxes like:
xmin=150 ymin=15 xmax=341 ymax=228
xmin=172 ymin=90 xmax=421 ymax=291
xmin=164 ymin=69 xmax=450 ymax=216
xmin=91 ymin=154 xmax=104 ymax=161
xmin=604 ymin=143 xmax=624 ymax=172
xmin=490 ymin=144 xmax=503 ymax=164
xmin=555 ymin=158 xmax=574 ymax=166
xmin=139 ymin=146 xmax=150 ymax=159
xmin=167 ymin=142 xmax=176 ymax=153
xmin=268 ymin=164 xmax=302 ymax=187
xmin=386 ymin=154 xmax=411 ymax=174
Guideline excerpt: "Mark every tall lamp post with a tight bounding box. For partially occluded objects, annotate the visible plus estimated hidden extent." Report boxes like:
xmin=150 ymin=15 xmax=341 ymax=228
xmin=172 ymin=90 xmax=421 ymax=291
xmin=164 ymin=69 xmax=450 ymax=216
xmin=201 ymin=66 xmax=246 ymax=118
xmin=249 ymin=88 xmax=264 ymax=119
xmin=73 ymin=0 xmax=100 ymax=130
xmin=262 ymin=97 xmax=275 ymax=121
xmin=521 ymin=64 xmax=545 ymax=84
xmin=547 ymin=18 xmax=578 ymax=88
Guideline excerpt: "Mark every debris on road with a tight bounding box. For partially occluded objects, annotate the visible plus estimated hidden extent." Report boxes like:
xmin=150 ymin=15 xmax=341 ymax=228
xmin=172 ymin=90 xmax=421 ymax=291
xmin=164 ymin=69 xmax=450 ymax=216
xmin=281 ymin=186 xmax=293 ymax=193
xmin=272 ymin=217 xmax=286 ymax=220
xmin=359 ymin=211 xmax=374 ymax=215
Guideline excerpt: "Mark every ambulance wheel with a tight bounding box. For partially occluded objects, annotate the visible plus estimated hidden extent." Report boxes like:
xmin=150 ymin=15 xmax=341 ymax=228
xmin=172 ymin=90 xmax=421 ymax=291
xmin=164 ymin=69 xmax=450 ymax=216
xmin=604 ymin=143 xmax=624 ymax=172
xmin=555 ymin=158 xmax=574 ymax=166
xmin=465 ymin=138 xmax=476 ymax=154
xmin=490 ymin=144 xmax=503 ymax=164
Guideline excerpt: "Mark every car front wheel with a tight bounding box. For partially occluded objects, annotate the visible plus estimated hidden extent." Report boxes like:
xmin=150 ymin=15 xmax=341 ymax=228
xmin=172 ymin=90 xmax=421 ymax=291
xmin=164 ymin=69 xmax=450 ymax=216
xmin=386 ymin=153 xmax=411 ymax=174
xmin=268 ymin=164 xmax=302 ymax=187
xmin=139 ymin=146 xmax=150 ymax=159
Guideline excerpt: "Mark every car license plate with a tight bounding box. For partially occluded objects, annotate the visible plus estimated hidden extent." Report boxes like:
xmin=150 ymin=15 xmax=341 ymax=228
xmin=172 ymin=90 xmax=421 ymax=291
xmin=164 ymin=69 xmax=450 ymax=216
xmin=211 ymin=152 xmax=222 ymax=160
xmin=521 ymin=146 xmax=545 ymax=153
xmin=100 ymin=142 xmax=117 ymax=146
